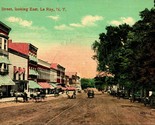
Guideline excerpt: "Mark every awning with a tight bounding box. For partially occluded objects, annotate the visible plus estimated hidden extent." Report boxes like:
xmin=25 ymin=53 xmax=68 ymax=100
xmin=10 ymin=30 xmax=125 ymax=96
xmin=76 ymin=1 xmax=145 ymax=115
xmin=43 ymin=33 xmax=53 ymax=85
xmin=57 ymin=85 xmax=67 ymax=90
xmin=0 ymin=56 xmax=11 ymax=65
xmin=29 ymin=69 xmax=39 ymax=76
xmin=38 ymin=82 xmax=54 ymax=89
xmin=0 ymin=75 xmax=15 ymax=86
xmin=29 ymin=80 xmax=42 ymax=89
xmin=49 ymin=83 xmax=57 ymax=88
xmin=66 ymin=87 xmax=76 ymax=91
xmin=29 ymin=55 xmax=38 ymax=62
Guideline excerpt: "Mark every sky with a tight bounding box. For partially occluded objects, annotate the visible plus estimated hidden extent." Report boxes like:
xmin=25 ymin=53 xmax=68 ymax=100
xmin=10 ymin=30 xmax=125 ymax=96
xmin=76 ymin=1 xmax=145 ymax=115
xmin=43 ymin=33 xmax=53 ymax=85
xmin=0 ymin=0 xmax=153 ymax=78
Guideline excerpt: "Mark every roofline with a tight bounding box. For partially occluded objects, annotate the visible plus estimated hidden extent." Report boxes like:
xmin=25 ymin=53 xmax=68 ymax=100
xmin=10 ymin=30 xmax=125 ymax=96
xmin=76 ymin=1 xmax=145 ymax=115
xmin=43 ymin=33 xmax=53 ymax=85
xmin=0 ymin=21 xmax=11 ymax=32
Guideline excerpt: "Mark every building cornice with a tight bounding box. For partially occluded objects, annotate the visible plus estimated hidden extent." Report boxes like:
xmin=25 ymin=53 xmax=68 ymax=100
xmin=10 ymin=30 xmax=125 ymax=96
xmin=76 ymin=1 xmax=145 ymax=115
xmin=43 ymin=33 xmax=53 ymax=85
xmin=0 ymin=21 xmax=11 ymax=35
xmin=8 ymin=48 xmax=29 ymax=59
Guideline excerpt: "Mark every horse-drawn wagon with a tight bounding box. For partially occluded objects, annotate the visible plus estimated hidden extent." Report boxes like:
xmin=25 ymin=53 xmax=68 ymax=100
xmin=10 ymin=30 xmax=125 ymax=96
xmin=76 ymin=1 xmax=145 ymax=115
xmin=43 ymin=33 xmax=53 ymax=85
xmin=30 ymin=91 xmax=46 ymax=102
xmin=66 ymin=87 xmax=76 ymax=99
xmin=14 ymin=92 xmax=28 ymax=102
xmin=87 ymin=90 xmax=94 ymax=98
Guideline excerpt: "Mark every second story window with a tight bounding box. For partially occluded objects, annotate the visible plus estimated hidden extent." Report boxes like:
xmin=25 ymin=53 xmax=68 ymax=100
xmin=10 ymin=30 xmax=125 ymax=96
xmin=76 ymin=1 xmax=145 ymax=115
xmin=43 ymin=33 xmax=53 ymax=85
xmin=4 ymin=39 xmax=7 ymax=50
xmin=13 ymin=66 xmax=18 ymax=80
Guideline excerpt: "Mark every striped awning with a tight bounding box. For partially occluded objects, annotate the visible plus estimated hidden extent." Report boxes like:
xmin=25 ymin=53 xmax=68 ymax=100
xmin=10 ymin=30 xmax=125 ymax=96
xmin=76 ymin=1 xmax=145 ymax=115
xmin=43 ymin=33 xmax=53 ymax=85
xmin=0 ymin=56 xmax=11 ymax=65
xmin=0 ymin=75 xmax=15 ymax=86
xmin=29 ymin=80 xmax=42 ymax=89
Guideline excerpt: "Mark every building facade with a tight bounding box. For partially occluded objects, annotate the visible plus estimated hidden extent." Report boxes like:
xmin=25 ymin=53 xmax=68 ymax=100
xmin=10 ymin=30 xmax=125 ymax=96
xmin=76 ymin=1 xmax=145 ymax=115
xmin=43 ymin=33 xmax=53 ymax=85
xmin=37 ymin=59 xmax=53 ymax=94
xmin=0 ymin=22 xmax=15 ymax=97
xmin=8 ymin=41 xmax=40 ymax=92
xmin=8 ymin=44 xmax=28 ymax=94
xmin=51 ymin=63 xmax=65 ymax=85
xmin=50 ymin=67 xmax=57 ymax=83
xmin=65 ymin=72 xmax=81 ymax=90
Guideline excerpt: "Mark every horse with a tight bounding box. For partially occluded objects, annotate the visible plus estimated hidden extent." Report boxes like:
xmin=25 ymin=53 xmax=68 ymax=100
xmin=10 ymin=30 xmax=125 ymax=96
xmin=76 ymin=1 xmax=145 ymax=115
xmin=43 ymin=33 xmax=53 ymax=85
xmin=14 ymin=92 xmax=28 ymax=103
xmin=30 ymin=92 xmax=46 ymax=102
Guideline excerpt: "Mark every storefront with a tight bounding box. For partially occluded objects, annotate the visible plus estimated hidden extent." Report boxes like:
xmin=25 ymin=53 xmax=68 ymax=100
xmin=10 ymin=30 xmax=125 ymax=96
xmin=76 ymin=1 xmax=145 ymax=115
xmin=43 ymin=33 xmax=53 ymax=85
xmin=0 ymin=75 xmax=15 ymax=97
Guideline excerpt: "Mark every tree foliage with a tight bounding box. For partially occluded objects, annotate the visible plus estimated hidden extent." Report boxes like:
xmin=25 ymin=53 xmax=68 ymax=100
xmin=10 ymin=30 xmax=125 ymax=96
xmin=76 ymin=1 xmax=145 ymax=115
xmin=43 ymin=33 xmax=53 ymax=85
xmin=92 ymin=7 xmax=155 ymax=91
xmin=81 ymin=78 xmax=95 ymax=89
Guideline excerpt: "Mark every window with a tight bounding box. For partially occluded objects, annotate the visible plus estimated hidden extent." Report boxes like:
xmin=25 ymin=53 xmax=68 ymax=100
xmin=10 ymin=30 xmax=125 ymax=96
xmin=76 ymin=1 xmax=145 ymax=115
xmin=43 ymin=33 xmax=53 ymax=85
xmin=23 ymin=68 xmax=25 ymax=80
xmin=13 ymin=73 xmax=16 ymax=80
xmin=19 ymin=74 xmax=21 ymax=80
xmin=0 ymin=38 xmax=2 ymax=49
xmin=4 ymin=39 xmax=7 ymax=50
xmin=13 ymin=66 xmax=18 ymax=80
xmin=23 ymin=73 xmax=25 ymax=80
xmin=4 ymin=64 xmax=7 ymax=70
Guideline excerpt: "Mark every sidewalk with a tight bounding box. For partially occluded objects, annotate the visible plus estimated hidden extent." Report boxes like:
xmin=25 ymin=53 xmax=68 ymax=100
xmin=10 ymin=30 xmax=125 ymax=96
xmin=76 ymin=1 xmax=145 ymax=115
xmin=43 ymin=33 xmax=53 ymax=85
xmin=0 ymin=93 xmax=68 ymax=103
xmin=0 ymin=97 xmax=20 ymax=103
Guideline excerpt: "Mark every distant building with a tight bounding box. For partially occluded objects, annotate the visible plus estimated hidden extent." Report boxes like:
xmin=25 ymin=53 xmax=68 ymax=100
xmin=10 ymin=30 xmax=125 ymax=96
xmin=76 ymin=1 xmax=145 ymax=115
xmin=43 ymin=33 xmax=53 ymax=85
xmin=37 ymin=59 xmax=53 ymax=94
xmin=51 ymin=63 xmax=65 ymax=85
xmin=64 ymin=74 xmax=70 ymax=87
xmin=0 ymin=21 xmax=15 ymax=97
xmin=50 ymin=65 xmax=57 ymax=83
xmin=65 ymin=72 xmax=81 ymax=89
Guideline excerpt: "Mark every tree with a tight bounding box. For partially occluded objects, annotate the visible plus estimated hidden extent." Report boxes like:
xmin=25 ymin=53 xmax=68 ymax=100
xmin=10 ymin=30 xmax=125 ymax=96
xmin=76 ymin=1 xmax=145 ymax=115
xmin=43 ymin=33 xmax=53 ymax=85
xmin=126 ymin=8 xmax=155 ymax=95
xmin=81 ymin=78 xmax=95 ymax=89
xmin=92 ymin=7 xmax=155 ymax=97
xmin=92 ymin=24 xmax=132 ymax=88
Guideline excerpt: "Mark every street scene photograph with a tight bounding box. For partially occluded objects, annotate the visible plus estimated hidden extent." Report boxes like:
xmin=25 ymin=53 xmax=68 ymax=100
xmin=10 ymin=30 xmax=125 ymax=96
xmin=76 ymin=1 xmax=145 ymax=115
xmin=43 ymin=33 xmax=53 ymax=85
xmin=0 ymin=0 xmax=155 ymax=125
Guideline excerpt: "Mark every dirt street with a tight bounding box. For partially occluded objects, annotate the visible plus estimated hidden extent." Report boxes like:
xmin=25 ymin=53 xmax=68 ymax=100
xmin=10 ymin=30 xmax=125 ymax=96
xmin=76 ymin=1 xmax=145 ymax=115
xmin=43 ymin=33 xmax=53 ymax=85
xmin=0 ymin=92 xmax=155 ymax=125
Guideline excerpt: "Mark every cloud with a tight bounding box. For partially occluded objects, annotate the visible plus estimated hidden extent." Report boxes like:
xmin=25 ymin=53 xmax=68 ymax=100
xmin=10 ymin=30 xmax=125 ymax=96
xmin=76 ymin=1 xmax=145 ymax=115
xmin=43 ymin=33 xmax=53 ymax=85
xmin=47 ymin=15 xmax=60 ymax=21
xmin=55 ymin=15 xmax=104 ymax=30
xmin=69 ymin=23 xmax=83 ymax=27
xmin=7 ymin=16 xmax=32 ymax=27
xmin=121 ymin=17 xmax=135 ymax=25
xmin=6 ymin=16 xmax=46 ymax=31
xmin=54 ymin=24 xmax=73 ymax=30
xmin=69 ymin=15 xmax=104 ymax=28
xmin=110 ymin=20 xmax=121 ymax=26
xmin=81 ymin=15 xmax=104 ymax=26
xmin=109 ymin=17 xmax=135 ymax=26
xmin=30 ymin=26 xmax=46 ymax=30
